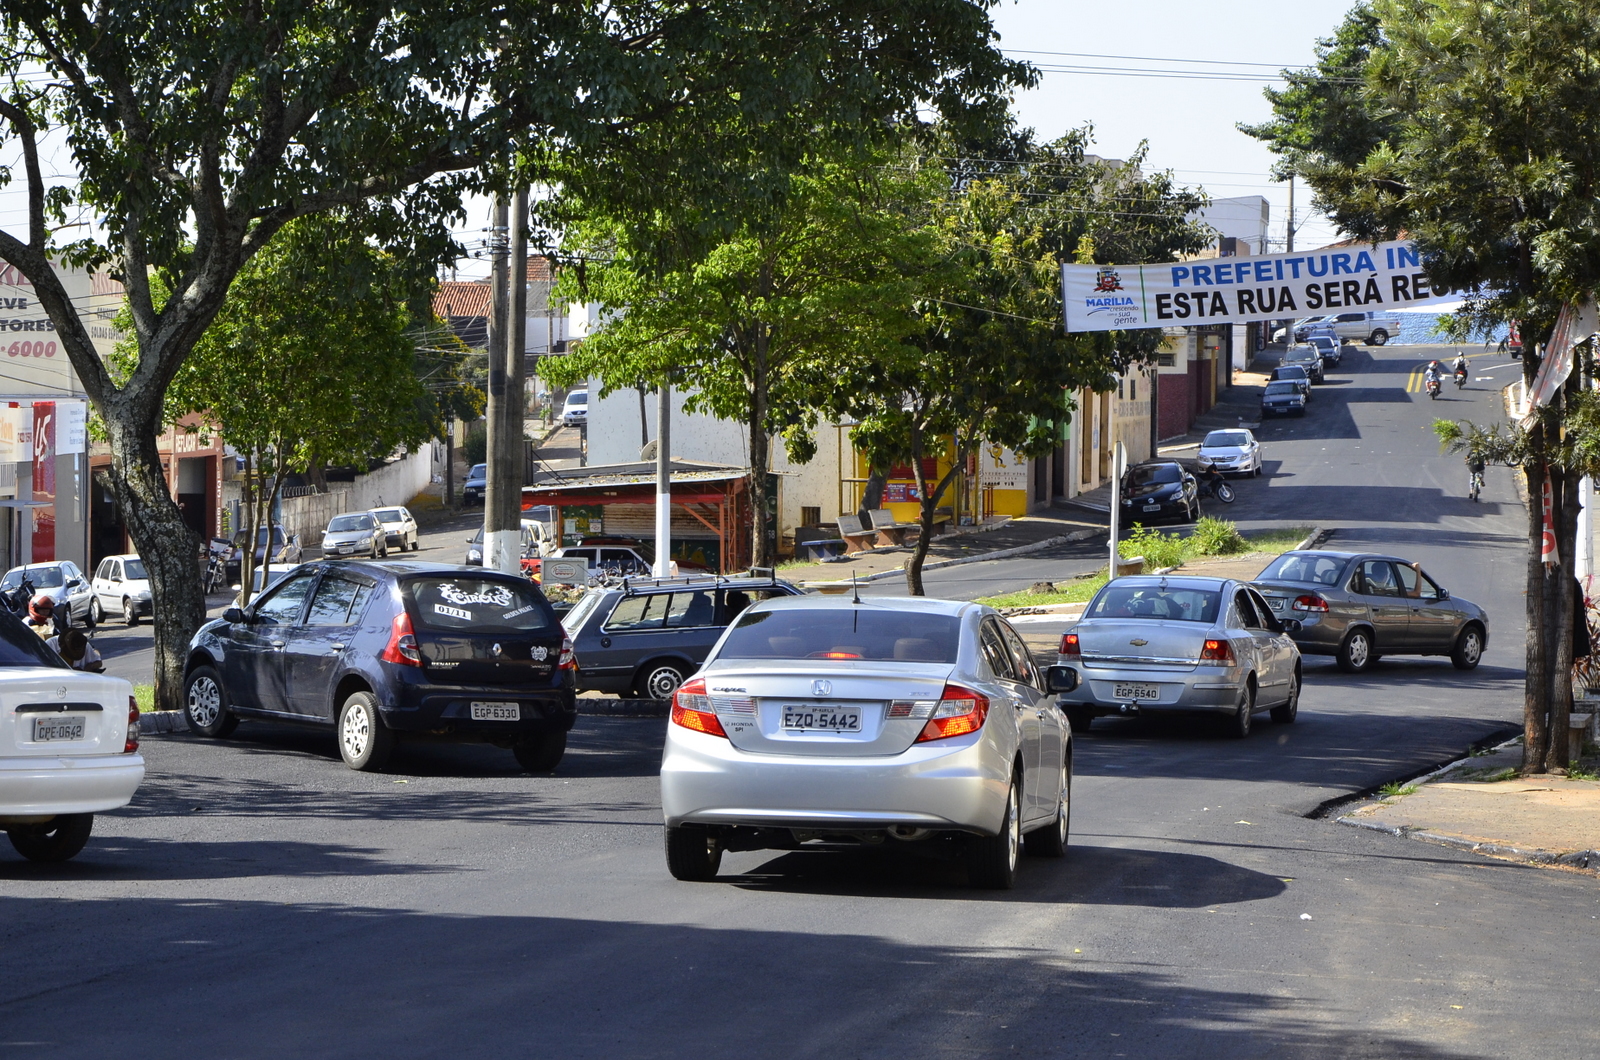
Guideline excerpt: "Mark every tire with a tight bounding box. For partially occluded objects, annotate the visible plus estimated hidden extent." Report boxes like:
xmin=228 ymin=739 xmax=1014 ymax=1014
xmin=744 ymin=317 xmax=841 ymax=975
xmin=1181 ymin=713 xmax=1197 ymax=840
xmin=183 ymin=664 xmax=239 ymax=737
xmin=1254 ymin=461 xmax=1263 ymax=478
xmin=7 ymin=813 xmax=93 ymax=863
xmin=636 ymin=661 xmax=688 ymax=701
xmin=1065 ymin=709 xmax=1093 ymax=734
xmin=1451 ymin=625 xmax=1485 ymax=671
xmin=512 ymin=729 xmax=567 ymax=772
xmin=90 ymin=597 xmax=104 ymax=625
xmin=410 ymin=535 xmax=420 ymax=552
xmin=1215 ymin=482 xmax=1235 ymax=504
xmin=965 ymin=771 xmax=1022 ymax=889
xmin=1226 ymin=680 xmax=1255 ymax=739
xmin=664 ymin=824 xmax=722 ymax=881
xmin=82 ymin=601 xmax=96 ymax=629
xmin=1024 ymin=758 xmax=1070 ymax=858
xmin=337 ymin=691 xmax=395 ymax=772
xmin=124 ymin=598 xmax=138 ymax=626
xmin=370 ymin=544 xmax=381 ymax=559
xmin=1369 ymin=329 xmax=1389 ymax=346
xmin=1270 ymin=669 xmax=1300 ymax=724
xmin=1337 ymin=628 xmax=1375 ymax=673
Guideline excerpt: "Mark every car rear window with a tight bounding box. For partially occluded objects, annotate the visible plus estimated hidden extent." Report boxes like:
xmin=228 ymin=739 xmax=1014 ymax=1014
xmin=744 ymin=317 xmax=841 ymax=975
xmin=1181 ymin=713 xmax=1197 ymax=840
xmin=0 ymin=610 xmax=68 ymax=668
xmin=1087 ymin=585 xmax=1222 ymax=623
xmin=716 ymin=608 xmax=962 ymax=663
xmin=1257 ymin=552 xmax=1349 ymax=587
xmin=406 ymin=577 xmax=556 ymax=633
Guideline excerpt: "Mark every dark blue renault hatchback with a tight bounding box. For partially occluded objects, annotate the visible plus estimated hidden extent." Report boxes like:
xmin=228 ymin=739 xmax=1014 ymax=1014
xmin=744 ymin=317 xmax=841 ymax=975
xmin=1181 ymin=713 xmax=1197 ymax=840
xmin=182 ymin=561 xmax=576 ymax=772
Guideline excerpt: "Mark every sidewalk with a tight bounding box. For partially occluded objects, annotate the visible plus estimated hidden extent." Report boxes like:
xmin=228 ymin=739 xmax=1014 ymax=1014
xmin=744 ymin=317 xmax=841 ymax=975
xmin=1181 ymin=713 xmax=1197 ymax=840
xmin=1340 ymin=739 xmax=1600 ymax=871
xmin=780 ymin=507 xmax=1105 ymax=586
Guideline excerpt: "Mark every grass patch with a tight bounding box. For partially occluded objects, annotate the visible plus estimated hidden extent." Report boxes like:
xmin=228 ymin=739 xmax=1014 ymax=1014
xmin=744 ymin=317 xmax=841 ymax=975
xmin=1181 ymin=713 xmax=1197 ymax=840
xmin=1378 ymin=782 xmax=1418 ymax=798
xmin=1566 ymin=763 xmax=1600 ymax=782
xmin=133 ymin=684 xmax=157 ymax=713
xmin=980 ymin=572 xmax=1109 ymax=609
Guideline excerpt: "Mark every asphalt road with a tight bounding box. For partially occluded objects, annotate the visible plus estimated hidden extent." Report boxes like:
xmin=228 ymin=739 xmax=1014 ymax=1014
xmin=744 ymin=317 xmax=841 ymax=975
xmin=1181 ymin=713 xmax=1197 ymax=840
xmin=6 ymin=344 xmax=1594 ymax=1058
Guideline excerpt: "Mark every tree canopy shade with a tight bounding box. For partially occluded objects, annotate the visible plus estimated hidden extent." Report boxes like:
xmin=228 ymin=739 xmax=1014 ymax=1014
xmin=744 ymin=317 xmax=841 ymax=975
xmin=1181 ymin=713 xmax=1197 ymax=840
xmin=0 ymin=0 xmax=1032 ymax=707
xmin=1245 ymin=0 xmax=1600 ymax=772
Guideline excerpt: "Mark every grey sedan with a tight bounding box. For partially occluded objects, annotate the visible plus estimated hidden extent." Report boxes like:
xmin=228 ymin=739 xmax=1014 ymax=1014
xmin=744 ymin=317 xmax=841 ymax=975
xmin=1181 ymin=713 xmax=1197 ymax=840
xmin=1055 ymin=576 xmax=1302 ymax=738
xmin=320 ymin=512 xmax=388 ymax=559
xmin=1250 ymin=550 xmax=1488 ymax=673
xmin=659 ymin=595 xmax=1078 ymax=889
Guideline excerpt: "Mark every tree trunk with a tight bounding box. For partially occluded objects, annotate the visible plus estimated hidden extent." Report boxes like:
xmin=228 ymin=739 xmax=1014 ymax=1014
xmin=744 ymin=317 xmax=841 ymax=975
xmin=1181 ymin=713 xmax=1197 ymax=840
xmin=1543 ymin=459 xmax=1582 ymax=772
xmin=747 ymin=266 xmax=774 ymax=569
xmin=905 ymin=426 xmax=928 ymax=596
xmin=105 ymin=416 xmax=204 ymax=712
xmin=1523 ymin=451 xmax=1552 ymax=773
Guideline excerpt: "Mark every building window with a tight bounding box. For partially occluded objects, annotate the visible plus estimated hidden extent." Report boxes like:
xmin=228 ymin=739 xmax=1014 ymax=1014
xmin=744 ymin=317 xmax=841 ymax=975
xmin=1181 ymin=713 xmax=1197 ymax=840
xmin=1157 ymin=352 xmax=1176 ymax=367
xmin=1128 ymin=378 xmax=1137 ymax=400
xmin=800 ymin=506 xmax=821 ymax=527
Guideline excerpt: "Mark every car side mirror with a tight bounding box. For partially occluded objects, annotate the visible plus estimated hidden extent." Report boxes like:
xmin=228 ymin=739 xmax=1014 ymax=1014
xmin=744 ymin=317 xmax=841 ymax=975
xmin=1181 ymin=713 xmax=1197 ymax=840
xmin=1439 ymin=588 xmax=1450 ymax=600
xmin=1279 ymin=618 xmax=1303 ymax=633
xmin=67 ymin=578 xmax=81 ymax=589
xmin=223 ymin=606 xmax=246 ymax=624
xmin=1045 ymin=666 xmax=1080 ymax=694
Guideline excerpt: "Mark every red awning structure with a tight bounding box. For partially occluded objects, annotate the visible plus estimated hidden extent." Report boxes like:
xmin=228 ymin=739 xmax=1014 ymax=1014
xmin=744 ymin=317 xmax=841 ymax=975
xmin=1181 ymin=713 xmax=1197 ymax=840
xmin=521 ymin=460 xmax=752 ymax=573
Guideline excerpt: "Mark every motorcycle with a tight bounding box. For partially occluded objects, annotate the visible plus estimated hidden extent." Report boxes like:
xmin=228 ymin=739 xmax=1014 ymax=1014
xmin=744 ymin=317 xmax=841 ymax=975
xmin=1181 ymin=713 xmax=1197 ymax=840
xmin=0 ymin=576 xmax=35 ymax=619
xmin=1426 ymin=375 xmax=1442 ymax=399
xmin=1454 ymin=365 xmax=1468 ymax=389
xmin=1196 ymin=468 xmax=1236 ymax=504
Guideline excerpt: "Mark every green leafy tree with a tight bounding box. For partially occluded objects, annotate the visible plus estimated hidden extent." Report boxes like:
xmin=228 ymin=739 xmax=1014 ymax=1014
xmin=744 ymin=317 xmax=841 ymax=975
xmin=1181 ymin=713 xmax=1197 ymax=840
xmin=547 ymin=148 xmax=938 ymax=567
xmin=0 ymin=0 xmax=1028 ymax=706
xmin=1245 ymin=0 xmax=1600 ymax=772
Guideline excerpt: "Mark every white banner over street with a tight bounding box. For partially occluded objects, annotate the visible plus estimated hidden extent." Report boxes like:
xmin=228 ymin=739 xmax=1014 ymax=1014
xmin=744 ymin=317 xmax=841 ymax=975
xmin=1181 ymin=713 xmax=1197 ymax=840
xmin=1062 ymin=239 xmax=1458 ymax=333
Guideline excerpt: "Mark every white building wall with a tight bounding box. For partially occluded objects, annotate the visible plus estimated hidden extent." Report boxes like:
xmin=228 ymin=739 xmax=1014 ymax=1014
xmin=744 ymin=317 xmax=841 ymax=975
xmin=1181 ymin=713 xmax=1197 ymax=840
xmin=585 ymin=383 xmax=747 ymax=467
xmin=1188 ymin=195 xmax=1271 ymax=255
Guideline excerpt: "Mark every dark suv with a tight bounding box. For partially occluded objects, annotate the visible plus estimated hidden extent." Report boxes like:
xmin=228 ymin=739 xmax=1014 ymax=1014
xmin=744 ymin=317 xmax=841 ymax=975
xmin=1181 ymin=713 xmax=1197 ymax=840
xmin=182 ymin=561 xmax=577 ymax=772
xmin=562 ymin=573 xmax=804 ymax=700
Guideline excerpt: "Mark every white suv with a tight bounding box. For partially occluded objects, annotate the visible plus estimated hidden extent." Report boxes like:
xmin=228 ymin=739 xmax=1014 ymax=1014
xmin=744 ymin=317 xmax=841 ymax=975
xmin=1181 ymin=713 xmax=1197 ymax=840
xmin=0 ymin=612 xmax=144 ymax=862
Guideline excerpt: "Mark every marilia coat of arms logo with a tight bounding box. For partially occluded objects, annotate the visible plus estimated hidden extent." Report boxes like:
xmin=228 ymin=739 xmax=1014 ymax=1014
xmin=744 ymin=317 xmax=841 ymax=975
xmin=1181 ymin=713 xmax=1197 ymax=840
xmin=1093 ymin=266 xmax=1123 ymax=293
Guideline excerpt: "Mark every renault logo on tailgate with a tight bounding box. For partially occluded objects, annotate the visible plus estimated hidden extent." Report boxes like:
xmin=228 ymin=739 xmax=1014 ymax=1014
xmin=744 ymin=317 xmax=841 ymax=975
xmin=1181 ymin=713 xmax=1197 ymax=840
xmin=812 ymin=680 xmax=831 ymax=697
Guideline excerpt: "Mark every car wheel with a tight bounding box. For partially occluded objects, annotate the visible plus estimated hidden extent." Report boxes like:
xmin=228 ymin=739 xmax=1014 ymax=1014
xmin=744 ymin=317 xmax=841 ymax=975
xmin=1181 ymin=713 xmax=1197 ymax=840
xmin=637 ymin=662 xmax=688 ymax=701
xmin=664 ymin=824 xmax=723 ymax=881
xmin=6 ymin=814 xmax=94 ymax=863
xmin=1370 ymin=329 xmax=1389 ymax=346
xmin=966 ymin=771 xmax=1022 ymax=889
xmin=183 ymin=664 xmax=239 ymax=737
xmin=1270 ymin=669 xmax=1300 ymax=724
xmin=337 ymin=691 xmax=395 ymax=772
xmin=512 ymin=730 xmax=568 ymax=772
xmin=124 ymin=598 xmax=139 ymax=626
xmin=90 ymin=597 xmax=104 ymax=625
xmin=1451 ymin=625 xmax=1484 ymax=671
xmin=1065 ymin=709 xmax=1093 ymax=734
xmin=1337 ymin=629 xmax=1375 ymax=673
xmin=410 ymin=535 xmax=420 ymax=552
xmin=82 ymin=601 xmax=96 ymax=628
xmin=1024 ymin=758 xmax=1070 ymax=858
xmin=1254 ymin=459 xmax=1264 ymax=477
xmin=1226 ymin=680 xmax=1255 ymax=739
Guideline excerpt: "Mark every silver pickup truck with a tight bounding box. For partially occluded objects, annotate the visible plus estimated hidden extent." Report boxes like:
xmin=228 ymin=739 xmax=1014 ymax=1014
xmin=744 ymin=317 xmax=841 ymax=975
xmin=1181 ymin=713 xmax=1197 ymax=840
xmin=1274 ymin=311 xmax=1403 ymax=346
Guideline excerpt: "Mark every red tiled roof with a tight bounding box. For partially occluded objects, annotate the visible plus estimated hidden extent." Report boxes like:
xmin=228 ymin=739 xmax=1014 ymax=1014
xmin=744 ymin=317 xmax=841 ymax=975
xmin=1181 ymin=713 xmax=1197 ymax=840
xmin=434 ymin=280 xmax=491 ymax=319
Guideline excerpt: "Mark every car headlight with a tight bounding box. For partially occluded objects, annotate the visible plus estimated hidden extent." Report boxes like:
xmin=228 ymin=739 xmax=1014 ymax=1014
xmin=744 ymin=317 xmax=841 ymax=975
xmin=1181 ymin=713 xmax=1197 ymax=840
xmin=468 ymin=549 xmax=482 ymax=562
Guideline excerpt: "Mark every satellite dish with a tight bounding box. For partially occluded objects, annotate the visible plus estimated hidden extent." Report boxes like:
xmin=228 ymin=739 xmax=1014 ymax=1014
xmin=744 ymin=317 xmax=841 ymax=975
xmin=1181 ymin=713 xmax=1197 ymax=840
xmin=640 ymin=439 xmax=659 ymax=460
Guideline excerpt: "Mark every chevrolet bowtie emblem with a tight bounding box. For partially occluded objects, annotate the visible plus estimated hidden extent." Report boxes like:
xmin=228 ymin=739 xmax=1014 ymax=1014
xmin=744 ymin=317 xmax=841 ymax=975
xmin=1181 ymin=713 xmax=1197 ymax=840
xmin=1129 ymin=638 xmax=1148 ymax=647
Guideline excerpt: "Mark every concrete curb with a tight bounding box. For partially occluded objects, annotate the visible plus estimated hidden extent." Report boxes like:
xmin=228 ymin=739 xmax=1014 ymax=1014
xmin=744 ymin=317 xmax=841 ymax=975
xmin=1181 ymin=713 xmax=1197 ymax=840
xmin=1334 ymin=815 xmax=1600 ymax=872
xmin=138 ymin=711 xmax=187 ymax=734
xmin=819 ymin=527 xmax=1103 ymax=587
xmin=1295 ymin=526 xmax=1328 ymax=552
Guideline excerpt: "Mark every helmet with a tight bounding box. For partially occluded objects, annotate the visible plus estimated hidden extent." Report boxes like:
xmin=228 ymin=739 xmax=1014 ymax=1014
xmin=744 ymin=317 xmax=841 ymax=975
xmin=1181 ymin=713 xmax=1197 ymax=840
xmin=28 ymin=593 xmax=54 ymax=621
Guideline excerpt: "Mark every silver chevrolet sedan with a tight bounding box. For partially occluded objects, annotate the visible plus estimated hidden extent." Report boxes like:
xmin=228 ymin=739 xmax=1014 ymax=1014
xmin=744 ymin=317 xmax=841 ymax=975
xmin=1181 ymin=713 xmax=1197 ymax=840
xmin=659 ymin=595 xmax=1079 ymax=889
xmin=1055 ymin=576 xmax=1302 ymax=738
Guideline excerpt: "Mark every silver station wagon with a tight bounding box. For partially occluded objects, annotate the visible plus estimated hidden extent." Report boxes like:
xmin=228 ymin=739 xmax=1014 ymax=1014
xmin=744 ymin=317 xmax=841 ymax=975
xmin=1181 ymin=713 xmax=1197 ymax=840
xmin=1055 ymin=576 xmax=1302 ymax=738
xmin=659 ymin=595 xmax=1081 ymax=889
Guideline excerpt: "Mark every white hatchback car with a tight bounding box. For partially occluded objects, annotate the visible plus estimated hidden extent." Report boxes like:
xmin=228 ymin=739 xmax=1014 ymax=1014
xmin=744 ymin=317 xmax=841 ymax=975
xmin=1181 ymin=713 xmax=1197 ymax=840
xmin=0 ymin=612 xmax=144 ymax=862
xmin=659 ymin=595 xmax=1080 ymax=889
xmin=90 ymin=554 xmax=153 ymax=626
xmin=369 ymin=506 xmax=420 ymax=552
xmin=0 ymin=561 xmax=95 ymax=626
xmin=561 ymin=390 xmax=588 ymax=427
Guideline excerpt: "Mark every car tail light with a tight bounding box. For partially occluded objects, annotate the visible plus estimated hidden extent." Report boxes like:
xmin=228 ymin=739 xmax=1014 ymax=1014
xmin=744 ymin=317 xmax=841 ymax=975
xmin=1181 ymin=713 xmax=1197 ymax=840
xmin=670 ymin=678 xmax=727 ymax=738
xmin=558 ymin=634 xmax=577 ymax=671
xmin=124 ymin=696 xmax=139 ymax=754
xmin=1059 ymin=632 xmax=1080 ymax=658
xmin=916 ymin=683 xmax=990 ymax=742
xmin=1199 ymin=639 xmax=1235 ymax=664
xmin=1291 ymin=594 xmax=1329 ymax=613
xmin=380 ymin=610 xmax=423 ymax=666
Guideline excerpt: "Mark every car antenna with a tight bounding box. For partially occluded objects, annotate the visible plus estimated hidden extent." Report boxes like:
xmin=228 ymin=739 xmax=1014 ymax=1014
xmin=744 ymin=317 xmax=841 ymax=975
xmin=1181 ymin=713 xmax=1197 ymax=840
xmin=851 ymin=571 xmax=861 ymax=605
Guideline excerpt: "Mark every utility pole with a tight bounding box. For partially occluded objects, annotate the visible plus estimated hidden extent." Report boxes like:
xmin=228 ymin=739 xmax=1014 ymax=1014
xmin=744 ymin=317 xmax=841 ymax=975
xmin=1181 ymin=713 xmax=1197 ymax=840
xmin=1286 ymin=173 xmax=1296 ymax=253
xmin=654 ymin=381 xmax=672 ymax=578
xmin=1108 ymin=441 xmax=1126 ymax=579
xmin=483 ymin=194 xmax=519 ymax=573
xmin=511 ymin=187 xmax=529 ymax=512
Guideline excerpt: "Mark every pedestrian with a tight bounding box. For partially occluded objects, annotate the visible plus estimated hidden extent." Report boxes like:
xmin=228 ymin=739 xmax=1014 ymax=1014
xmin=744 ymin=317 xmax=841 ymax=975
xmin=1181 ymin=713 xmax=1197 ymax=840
xmin=47 ymin=628 xmax=104 ymax=673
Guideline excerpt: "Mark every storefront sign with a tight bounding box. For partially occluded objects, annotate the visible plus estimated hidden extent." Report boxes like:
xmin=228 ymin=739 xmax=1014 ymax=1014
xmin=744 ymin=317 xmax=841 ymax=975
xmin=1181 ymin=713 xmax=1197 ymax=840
xmin=1062 ymin=239 xmax=1457 ymax=333
xmin=979 ymin=445 xmax=1027 ymax=492
xmin=31 ymin=402 xmax=54 ymax=562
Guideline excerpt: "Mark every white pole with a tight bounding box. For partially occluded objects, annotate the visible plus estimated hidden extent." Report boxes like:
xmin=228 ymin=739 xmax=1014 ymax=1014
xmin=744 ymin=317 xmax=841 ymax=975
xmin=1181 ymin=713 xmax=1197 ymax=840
xmin=653 ymin=383 xmax=672 ymax=578
xmin=1108 ymin=441 xmax=1126 ymax=579
xmin=1580 ymin=475 xmax=1594 ymax=583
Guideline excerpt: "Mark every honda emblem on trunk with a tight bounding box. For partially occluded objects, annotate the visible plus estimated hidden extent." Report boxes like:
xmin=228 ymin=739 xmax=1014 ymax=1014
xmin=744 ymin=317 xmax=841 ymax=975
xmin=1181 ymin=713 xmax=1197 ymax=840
xmin=812 ymin=679 xmax=831 ymax=697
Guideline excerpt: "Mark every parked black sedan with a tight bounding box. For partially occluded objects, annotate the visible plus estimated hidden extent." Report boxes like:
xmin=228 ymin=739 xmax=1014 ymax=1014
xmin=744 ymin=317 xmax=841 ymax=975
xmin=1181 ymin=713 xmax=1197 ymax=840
xmin=1120 ymin=460 xmax=1199 ymax=524
xmin=181 ymin=561 xmax=576 ymax=771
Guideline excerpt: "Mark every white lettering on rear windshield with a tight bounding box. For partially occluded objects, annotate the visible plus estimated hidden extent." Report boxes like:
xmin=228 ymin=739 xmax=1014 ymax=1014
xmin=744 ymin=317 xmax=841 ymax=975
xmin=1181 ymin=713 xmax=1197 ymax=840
xmin=436 ymin=583 xmax=514 ymax=607
xmin=434 ymin=603 xmax=473 ymax=621
xmin=502 ymin=604 xmax=535 ymax=620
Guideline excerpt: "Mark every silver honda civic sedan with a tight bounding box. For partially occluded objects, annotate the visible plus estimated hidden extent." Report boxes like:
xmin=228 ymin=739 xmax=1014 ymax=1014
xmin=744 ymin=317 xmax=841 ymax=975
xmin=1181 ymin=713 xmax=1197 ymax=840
xmin=659 ymin=595 xmax=1079 ymax=889
xmin=1054 ymin=575 xmax=1302 ymax=738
